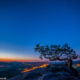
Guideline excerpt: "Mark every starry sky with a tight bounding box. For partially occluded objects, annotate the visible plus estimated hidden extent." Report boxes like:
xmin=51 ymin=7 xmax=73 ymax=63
xmin=0 ymin=0 xmax=80 ymax=62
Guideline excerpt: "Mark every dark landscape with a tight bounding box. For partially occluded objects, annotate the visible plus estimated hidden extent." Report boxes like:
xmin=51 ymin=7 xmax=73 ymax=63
xmin=0 ymin=60 xmax=80 ymax=80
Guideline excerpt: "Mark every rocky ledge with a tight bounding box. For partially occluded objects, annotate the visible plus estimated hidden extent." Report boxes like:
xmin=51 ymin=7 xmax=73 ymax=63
xmin=24 ymin=64 xmax=80 ymax=80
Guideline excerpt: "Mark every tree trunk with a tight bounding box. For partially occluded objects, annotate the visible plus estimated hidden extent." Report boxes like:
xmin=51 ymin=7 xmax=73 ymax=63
xmin=68 ymin=59 xmax=72 ymax=69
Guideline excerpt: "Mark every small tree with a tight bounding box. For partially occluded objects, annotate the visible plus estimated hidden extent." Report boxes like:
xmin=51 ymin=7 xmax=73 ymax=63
xmin=35 ymin=43 xmax=78 ymax=69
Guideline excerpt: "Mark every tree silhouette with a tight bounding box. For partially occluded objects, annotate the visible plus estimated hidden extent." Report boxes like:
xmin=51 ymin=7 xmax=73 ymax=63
xmin=35 ymin=43 xmax=78 ymax=69
xmin=60 ymin=44 xmax=78 ymax=69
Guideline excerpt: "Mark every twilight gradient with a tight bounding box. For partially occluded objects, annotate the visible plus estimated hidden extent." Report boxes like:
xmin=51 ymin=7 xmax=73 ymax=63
xmin=0 ymin=0 xmax=80 ymax=62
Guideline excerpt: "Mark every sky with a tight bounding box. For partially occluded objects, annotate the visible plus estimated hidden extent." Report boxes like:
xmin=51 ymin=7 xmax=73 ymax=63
xmin=0 ymin=0 xmax=80 ymax=62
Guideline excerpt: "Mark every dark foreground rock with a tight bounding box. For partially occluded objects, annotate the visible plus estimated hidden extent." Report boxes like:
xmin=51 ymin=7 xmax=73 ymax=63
xmin=42 ymin=72 xmax=79 ymax=80
xmin=23 ymin=64 xmax=80 ymax=80
xmin=9 ymin=64 xmax=80 ymax=80
xmin=42 ymin=64 xmax=80 ymax=80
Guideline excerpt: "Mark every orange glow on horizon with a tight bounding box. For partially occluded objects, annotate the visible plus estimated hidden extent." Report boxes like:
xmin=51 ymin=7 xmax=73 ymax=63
xmin=0 ymin=57 xmax=43 ymax=62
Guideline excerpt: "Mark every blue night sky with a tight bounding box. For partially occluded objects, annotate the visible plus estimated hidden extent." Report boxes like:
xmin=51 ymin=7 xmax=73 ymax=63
xmin=0 ymin=0 xmax=80 ymax=61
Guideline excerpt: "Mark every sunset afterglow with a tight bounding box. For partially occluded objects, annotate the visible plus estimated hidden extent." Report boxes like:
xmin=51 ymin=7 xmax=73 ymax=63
xmin=0 ymin=0 xmax=80 ymax=62
xmin=0 ymin=57 xmax=42 ymax=62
